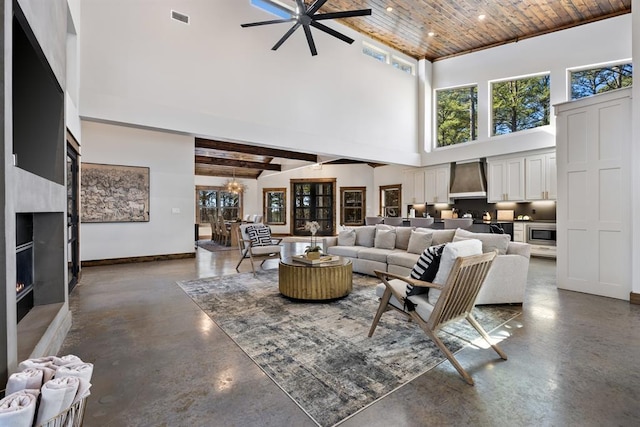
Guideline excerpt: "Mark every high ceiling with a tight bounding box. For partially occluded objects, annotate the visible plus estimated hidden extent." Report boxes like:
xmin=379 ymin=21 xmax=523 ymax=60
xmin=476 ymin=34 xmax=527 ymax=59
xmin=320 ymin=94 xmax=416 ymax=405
xmin=325 ymin=0 xmax=631 ymax=61
xmin=196 ymin=0 xmax=631 ymax=178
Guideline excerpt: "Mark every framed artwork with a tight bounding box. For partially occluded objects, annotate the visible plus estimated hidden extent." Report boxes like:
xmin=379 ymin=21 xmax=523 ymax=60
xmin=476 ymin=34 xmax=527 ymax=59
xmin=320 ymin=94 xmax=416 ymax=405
xmin=263 ymin=188 xmax=286 ymax=225
xmin=81 ymin=163 xmax=150 ymax=223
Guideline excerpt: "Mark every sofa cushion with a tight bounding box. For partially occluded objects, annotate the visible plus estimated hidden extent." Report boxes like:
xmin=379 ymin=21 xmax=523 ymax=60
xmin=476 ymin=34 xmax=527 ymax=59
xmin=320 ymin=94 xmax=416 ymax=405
xmin=394 ymin=227 xmax=413 ymax=250
xmin=387 ymin=251 xmax=419 ymax=269
xmin=326 ymin=245 xmax=362 ymax=258
xmin=376 ymin=281 xmax=434 ymax=320
xmin=246 ymin=225 xmax=272 ymax=246
xmin=430 ymin=239 xmax=483 ymax=305
xmin=357 ymin=247 xmax=393 ymax=263
xmin=375 ymin=229 xmax=396 ymax=250
xmin=407 ymin=230 xmax=433 ymax=254
xmin=337 ymin=229 xmax=356 ymax=246
xmin=453 ymin=228 xmax=510 ymax=255
xmin=355 ymin=226 xmax=376 ymax=247
xmin=431 ymin=229 xmax=456 ymax=246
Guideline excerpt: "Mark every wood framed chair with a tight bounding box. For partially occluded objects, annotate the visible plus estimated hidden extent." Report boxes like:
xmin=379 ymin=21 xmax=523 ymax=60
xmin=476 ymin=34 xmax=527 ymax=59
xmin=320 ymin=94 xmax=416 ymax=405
xmin=369 ymin=251 xmax=505 ymax=385
xmin=235 ymin=223 xmax=282 ymax=275
xmin=218 ymin=217 xmax=231 ymax=246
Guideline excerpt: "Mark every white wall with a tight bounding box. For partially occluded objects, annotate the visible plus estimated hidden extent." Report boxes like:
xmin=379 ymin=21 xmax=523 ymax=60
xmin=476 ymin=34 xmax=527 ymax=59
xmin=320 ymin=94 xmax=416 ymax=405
xmin=79 ymin=0 xmax=421 ymax=166
xmin=633 ymin=0 xmax=640 ymax=296
xmin=257 ymin=163 xmax=376 ymax=235
xmin=423 ymin=14 xmax=632 ymax=166
xmin=80 ymin=121 xmax=195 ymax=261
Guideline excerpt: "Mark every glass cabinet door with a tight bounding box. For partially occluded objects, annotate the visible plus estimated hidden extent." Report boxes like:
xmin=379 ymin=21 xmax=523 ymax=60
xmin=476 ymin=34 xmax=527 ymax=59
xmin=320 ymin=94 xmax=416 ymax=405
xmin=292 ymin=179 xmax=336 ymax=236
xmin=341 ymin=187 xmax=366 ymax=226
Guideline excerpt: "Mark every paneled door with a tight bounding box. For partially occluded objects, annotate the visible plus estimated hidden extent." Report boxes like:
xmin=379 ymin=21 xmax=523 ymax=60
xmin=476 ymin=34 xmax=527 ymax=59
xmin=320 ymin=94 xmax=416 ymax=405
xmin=291 ymin=179 xmax=336 ymax=236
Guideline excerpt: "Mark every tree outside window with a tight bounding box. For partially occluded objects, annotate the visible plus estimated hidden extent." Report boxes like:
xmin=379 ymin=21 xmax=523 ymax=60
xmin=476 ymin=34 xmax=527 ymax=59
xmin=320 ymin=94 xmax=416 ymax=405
xmin=436 ymin=85 xmax=478 ymax=147
xmin=196 ymin=187 xmax=241 ymax=223
xmin=492 ymin=74 xmax=550 ymax=136
xmin=263 ymin=188 xmax=286 ymax=225
xmin=571 ymin=63 xmax=632 ymax=100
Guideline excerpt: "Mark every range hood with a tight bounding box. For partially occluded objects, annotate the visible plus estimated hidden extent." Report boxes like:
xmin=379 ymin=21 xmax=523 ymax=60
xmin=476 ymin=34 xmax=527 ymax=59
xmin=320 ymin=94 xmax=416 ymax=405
xmin=449 ymin=160 xmax=487 ymax=199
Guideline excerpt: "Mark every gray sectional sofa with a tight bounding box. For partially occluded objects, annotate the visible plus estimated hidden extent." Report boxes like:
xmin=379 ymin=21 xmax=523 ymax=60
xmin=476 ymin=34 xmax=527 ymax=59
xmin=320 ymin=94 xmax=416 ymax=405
xmin=324 ymin=225 xmax=531 ymax=305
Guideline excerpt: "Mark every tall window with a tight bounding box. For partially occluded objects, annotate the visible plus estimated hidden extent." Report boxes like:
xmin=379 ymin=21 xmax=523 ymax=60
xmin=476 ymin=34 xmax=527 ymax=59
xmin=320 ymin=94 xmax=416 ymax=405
xmin=380 ymin=184 xmax=401 ymax=217
xmin=263 ymin=188 xmax=286 ymax=225
xmin=291 ymin=179 xmax=336 ymax=236
xmin=570 ymin=63 xmax=632 ymax=100
xmin=340 ymin=187 xmax=366 ymax=226
xmin=435 ymin=85 xmax=478 ymax=147
xmin=196 ymin=187 xmax=241 ymax=223
xmin=492 ymin=74 xmax=550 ymax=136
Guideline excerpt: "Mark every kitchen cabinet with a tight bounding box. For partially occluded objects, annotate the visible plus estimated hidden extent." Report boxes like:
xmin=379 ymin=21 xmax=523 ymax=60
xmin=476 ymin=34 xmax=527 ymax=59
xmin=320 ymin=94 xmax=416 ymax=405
xmin=525 ymin=151 xmax=556 ymax=200
xmin=487 ymin=157 xmax=525 ymax=202
xmin=425 ymin=165 xmax=450 ymax=204
xmin=402 ymin=170 xmax=425 ymax=204
xmin=513 ymin=222 xmax=525 ymax=243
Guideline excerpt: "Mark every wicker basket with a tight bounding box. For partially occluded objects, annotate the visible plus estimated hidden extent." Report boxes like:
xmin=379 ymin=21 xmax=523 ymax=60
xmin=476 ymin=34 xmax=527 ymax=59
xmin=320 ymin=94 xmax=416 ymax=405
xmin=37 ymin=397 xmax=87 ymax=427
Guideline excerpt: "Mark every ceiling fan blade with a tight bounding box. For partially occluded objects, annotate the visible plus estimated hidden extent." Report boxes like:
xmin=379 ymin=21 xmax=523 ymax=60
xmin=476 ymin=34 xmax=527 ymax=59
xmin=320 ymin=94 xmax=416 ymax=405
xmin=306 ymin=0 xmax=329 ymax=16
xmin=272 ymin=22 xmax=302 ymax=51
xmin=303 ymin=24 xmax=318 ymax=56
xmin=309 ymin=20 xmax=354 ymax=45
xmin=241 ymin=18 xmax=295 ymax=28
xmin=295 ymin=0 xmax=307 ymax=14
xmin=313 ymin=9 xmax=372 ymax=20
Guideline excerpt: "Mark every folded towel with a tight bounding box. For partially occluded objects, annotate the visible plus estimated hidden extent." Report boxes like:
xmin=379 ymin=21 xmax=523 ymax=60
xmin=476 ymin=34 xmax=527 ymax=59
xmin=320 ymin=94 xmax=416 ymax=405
xmin=5 ymin=368 xmax=43 ymax=395
xmin=55 ymin=362 xmax=93 ymax=384
xmin=18 ymin=354 xmax=82 ymax=371
xmin=35 ymin=377 xmax=80 ymax=426
xmin=0 ymin=389 xmax=39 ymax=427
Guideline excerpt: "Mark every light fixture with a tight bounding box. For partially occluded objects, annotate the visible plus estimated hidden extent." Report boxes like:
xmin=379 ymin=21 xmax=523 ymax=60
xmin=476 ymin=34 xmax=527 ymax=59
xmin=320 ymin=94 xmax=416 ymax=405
xmin=386 ymin=6 xmax=393 ymax=12
xmin=428 ymin=31 xmax=435 ymax=37
xmin=224 ymin=169 xmax=246 ymax=194
xmin=478 ymin=14 xmax=486 ymax=21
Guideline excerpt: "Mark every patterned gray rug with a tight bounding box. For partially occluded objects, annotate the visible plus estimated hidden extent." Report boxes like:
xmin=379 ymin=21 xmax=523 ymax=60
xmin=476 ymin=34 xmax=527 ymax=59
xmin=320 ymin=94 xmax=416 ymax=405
xmin=196 ymin=239 xmax=237 ymax=252
xmin=177 ymin=271 xmax=521 ymax=427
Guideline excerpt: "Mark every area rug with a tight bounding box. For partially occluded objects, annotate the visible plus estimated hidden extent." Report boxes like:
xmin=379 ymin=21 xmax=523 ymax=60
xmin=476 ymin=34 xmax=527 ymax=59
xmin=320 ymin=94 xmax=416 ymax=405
xmin=177 ymin=271 xmax=521 ymax=427
xmin=196 ymin=239 xmax=237 ymax=252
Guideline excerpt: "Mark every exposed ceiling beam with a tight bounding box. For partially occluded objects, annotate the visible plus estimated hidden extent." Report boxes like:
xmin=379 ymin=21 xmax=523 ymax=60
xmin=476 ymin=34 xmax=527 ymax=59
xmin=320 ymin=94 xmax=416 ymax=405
xmin=196 ymin=138 xmax=318 ymax=163
xmin=195 ymin=155 xmax=282 ymax=171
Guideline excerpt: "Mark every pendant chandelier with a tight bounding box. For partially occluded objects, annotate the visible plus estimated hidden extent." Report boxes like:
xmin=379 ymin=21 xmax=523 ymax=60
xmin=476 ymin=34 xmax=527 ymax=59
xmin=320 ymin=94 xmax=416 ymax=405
xmin=225 ymin=169 xmax=246 ymax=194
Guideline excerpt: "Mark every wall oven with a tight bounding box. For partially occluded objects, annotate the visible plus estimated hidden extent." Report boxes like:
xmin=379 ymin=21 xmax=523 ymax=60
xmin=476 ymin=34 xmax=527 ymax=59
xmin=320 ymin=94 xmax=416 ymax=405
xmin=526 ymin=223 xmax=556 ymax=246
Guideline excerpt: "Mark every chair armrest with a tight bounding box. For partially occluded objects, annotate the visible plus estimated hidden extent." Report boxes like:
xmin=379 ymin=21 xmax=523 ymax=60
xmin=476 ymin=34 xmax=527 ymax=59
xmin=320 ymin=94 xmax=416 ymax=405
xmin=271 ymin=238 xmax=283 ymax=245
xmin=373 ymin=270 xmax=443 ymax=290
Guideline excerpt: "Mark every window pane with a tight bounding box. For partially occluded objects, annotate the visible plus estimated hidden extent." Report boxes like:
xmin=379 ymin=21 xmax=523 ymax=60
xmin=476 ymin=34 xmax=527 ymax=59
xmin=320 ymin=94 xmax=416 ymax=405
xmin=391 ymin=58 xmax=413 ymax=75
xmin=250 ymin=0 xmax=292 ymax=19
xmin=492 ymin=75 xmax=550 ymax=135
xmin=363 ymin=45 xmax=388 ymax=63
xmin=571 ymin=63 xmax=632 ymax=100
xmin=436 ymin=86 xmax=478 ymax=147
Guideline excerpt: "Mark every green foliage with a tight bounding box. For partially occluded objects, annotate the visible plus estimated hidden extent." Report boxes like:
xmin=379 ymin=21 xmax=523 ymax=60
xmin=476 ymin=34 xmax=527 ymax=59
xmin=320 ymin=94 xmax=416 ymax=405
xmin=436 ymin=86 xmax=478 ymax=147
xmin=492 ymin=75 xmax=550 ymax=135
xmin=571 ymin=63 xmax=632 ymax=100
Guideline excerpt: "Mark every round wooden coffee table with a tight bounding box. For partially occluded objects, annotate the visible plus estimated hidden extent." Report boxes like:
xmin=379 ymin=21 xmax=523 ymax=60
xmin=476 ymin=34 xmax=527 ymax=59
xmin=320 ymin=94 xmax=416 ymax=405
xmin=279 ymin=256 xmax=352 ymax=301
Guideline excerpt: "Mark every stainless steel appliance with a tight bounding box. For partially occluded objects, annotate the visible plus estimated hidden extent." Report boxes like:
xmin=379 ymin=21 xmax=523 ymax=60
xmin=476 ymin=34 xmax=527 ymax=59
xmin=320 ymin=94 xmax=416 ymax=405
xmin=526 ymin=223 xmax=556 ymax=246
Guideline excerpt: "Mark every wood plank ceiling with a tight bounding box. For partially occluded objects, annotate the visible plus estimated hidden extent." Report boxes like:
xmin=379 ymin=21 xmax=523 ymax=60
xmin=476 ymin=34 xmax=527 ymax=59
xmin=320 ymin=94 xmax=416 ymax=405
xmin=196 ymin=0 xmax=631 ymax=178
xmin=324 ymin=0 xmax=631 ymax=61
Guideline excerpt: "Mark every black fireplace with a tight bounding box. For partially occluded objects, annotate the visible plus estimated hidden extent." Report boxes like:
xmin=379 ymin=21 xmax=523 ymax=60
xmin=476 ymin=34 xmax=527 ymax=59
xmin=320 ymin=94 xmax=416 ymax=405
xmin=16 ymin=214 xmax=34 ymax=322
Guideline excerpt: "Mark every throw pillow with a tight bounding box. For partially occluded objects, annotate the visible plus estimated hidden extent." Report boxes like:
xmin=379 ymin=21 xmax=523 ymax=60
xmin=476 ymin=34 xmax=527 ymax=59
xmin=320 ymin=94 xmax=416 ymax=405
xmin=407 ymin=243 xmax=446 ymax=297
xmin=407 ymin=230 xmax=433 ymax=254
xmin=246 ymin=225 xmax=272 ymax=246
xmin=337 ymin=229 xmax=356 ymax=246
xmin=354 ymin=226 xmax=376 ymax=247
xmin=429 ymin=239 xmax=483 ymax=305
xmin=394 ymin=227 xmax=413 ymax=250
xmin=453 ymin=228 xmax=510 ymax=255
xmin=374 ymin=229 xmax=396 ymax=250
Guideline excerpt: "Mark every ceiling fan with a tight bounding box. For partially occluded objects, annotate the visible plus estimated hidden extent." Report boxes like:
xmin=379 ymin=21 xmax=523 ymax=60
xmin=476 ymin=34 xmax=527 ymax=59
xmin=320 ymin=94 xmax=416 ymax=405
xmin=241 ymin=0 xmax=372 ymax=56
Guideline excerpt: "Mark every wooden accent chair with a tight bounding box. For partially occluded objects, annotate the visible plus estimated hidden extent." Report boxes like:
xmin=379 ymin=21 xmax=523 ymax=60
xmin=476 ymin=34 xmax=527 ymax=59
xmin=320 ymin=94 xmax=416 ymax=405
xmin=235 ymin=224 xmax=282 ymax=275
xmin=369 ymin=252 xmax=506 ymax=385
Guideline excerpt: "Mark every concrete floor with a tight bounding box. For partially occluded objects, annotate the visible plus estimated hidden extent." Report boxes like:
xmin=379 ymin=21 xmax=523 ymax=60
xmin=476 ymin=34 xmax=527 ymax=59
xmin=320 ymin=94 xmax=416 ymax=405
xmin=60 ymin=245 xmax=640 ymax=427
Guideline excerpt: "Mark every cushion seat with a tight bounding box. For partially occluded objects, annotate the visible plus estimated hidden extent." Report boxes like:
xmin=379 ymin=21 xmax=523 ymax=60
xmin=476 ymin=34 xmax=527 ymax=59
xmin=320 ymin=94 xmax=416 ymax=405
xmin=250 ymin=245 xmax=282 ymax=255
xmin=386 ymin=251 xmax=419 ymax=269
xmin=327 ymin=245 xmax=363 ymax=258
xmin=375 ymin=280 xmax=434 ymax=320
xmin=357 ymin=247 xmax=394 ymax=263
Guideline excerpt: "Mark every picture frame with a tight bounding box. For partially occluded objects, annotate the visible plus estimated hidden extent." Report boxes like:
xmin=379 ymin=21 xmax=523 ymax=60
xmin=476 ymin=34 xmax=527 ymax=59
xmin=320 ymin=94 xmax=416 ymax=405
xmin=81 ymin=163 xmax=150 ymax=223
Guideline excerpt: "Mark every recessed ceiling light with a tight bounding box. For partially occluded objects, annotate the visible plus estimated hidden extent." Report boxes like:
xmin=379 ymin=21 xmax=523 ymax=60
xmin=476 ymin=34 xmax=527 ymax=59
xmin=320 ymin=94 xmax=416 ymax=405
xmin=428 ymin=31 xmax=435 ymax=37
xmin=478 ymin=14 xmax=486 ymax=21
xmin=386 ymin=7 xmax=393 ymax=12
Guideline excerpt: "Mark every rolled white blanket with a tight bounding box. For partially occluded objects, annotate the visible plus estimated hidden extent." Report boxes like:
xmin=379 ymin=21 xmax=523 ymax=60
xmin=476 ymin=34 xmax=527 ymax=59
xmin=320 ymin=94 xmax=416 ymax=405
xmin=18 ymin=354 xmax=82 ymax=371
xmin=5 ymin=368 xmax=43 ymax=395
xmin=0 ymin=389 xmax=39 ymax=427
xmin=35 ymin=377 xmax=80 ymax=426
xmin=55 ymin=362 xmax=93 ymax=384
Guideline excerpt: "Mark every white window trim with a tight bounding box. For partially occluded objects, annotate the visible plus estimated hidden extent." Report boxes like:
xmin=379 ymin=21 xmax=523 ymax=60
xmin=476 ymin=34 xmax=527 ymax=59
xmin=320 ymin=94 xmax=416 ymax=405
xmin=362 ymin=41 xmax=389 ymax=64
xmin=566 ymin=58 xmax=632 ymax=100
xmin=432 ymin=83 xmax=479 ymax=150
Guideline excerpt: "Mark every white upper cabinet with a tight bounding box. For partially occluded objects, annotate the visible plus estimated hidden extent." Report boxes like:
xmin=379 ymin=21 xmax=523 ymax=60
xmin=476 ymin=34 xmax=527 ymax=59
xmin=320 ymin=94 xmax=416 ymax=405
xmin=425 ymin=165 xmax=450 ymax=204
xmin=525 ymin=151 xmax=557 ymax=200
xmin=403 ymin=169 xmax=425 ymax=204
xmin=487 ymin=157 xmax=525 ymax=202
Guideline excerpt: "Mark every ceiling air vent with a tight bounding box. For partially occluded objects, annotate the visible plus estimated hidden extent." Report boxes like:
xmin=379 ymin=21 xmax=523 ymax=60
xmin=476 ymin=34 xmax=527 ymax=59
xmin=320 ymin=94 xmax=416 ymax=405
xmin=171 ymin=10 xmax=189 ymax=24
